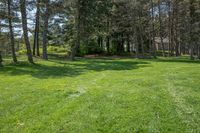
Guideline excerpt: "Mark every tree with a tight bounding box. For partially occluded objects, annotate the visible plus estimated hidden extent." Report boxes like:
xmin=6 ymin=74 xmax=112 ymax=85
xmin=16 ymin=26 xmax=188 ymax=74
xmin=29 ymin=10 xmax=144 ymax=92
xmin=189 ymin=0 xmax=196 ymax=60
xmin=150 ymin=0 xmax=157 ymax=58
xmin=42 ymin=0 xmax=50 ymax=60
xmin=0 ymin=51 xmax=2 ymax=66
xmin=7 ymin=0 xmax=17 ymax=63
xmin=1 ymin=0 xmax=200 ymax=61
xmin=20 ymin=0 xmax=34 ymax=63
xmin=158 ymin=0 xmax=165 ymax=57
xmin=70 ymin=0 xmax=81 ymax=60
xmin=33 ymin=0 xmax=40 ymax=56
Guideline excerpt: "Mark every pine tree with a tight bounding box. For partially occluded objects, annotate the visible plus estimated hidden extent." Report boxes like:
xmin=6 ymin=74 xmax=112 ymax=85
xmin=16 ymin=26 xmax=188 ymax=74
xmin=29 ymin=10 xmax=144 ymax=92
xmin=20 ymin=0 xmax=34 ymax=63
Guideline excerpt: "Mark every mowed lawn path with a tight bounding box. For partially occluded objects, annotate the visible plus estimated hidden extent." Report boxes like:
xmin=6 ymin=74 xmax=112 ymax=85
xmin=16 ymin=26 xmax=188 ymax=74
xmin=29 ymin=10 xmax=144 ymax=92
xmin=0 ymin=57 xmax=200 ymax=132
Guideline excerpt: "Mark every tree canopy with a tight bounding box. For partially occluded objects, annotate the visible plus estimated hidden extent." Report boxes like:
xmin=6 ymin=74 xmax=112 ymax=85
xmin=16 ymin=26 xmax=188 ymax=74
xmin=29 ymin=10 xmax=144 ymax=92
xmin=0 ymin=0 xmax=200 ymax=63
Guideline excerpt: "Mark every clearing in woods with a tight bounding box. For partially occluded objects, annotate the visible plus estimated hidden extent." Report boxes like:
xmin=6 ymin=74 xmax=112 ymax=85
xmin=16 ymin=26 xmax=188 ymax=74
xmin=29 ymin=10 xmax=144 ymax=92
xmin=0 ymin=56 xmax=200 ymax=132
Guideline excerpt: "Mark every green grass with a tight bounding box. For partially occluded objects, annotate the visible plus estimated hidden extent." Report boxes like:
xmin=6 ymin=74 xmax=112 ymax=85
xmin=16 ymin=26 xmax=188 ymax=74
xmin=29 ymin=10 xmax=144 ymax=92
xmin=0 ymin=56 xmax=200 ymax=133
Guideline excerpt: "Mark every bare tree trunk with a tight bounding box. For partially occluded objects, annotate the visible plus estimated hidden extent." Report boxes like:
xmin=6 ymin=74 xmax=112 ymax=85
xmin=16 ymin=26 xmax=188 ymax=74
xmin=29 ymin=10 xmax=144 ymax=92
xmin=148 ymin=30 xmax=152 ymax=55
xmin=106 ymin=17 xmax=110 ymax=54
xmin=171 ymin=1 xmax=176 ymax=56
xmin=150 ymin=0 xmax=156 ymax=58
xmin=138 ymin=14 xmax=144 ymax=57
xmin=134 ymin=28 xmax=139 ymax=58
xmin=20 ymin=0 xmax=33 ymax=63
xmin=175 ymin=13 xmax=179 ymax=57
xmin=0 ymin=51 xmax=2 ymax=66
xmin=190 ymin=44 xmax=194 ymax=60
xmin=106 ymin=36 xmax=110 ymax=54
xmin=42 ymin=0 xmax=50 ymax=60
xmin=121 ymin=34 xmax=125 ymax=53
xmin=198 ymin=46 xmax=200 ymax=59
xmin=8 ymin=0 xmax=17 ymax=63
xmin=33 ymin=0 xmax=40 ymax=56
xmin=158 ymin=0 xmax=165 ymax=57
xmin=167 ymin=1 xmax=172 ymax=56
xmin=0 ymin=21 xmax=1 ymax=35
xmin=127 ymin=34 xmax=130 ymax=53
xmin=139 ymin=27 xmax=145 ymax=57
xmin=70 ymin=0 xmax=81 ymax=61
xmin=189 ymin=0 xmax=195 ymax=60
xmin=98 ymin=36 xmax=101 ymax=48
xmin=100 ymin=37 xmax=103 ymax=50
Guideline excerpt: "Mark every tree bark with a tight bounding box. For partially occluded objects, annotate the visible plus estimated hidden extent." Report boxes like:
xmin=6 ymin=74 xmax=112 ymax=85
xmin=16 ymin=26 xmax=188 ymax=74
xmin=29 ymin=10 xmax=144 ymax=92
xmin=20 ymin=0 xmax=33 ymax=63
xmin=190 ymin=44 xmax=194 ymax=60
xmin=174 ymin=8 xmax=179 ymax=57
xmin=158 ymin=0 xmax=166 ymax=57
xmin=171 ymin=1 xmax=176 ymax=56
xmin=167 ymin=1 xmax=172 ymax=56
xmin=42 ymin=0 xmax=50 ymax=60
xmin=8 ymin=0 xmax=17 ymax=63
xmin=106 ymin=17 xmax=110 ymax=54
xmin=138 ymin=13 xmax=144 ymax=57
xmin=106 ymin=36 xmax=110 ymax=54
xmin=33 ymin=0 xmax=40 ymax=56
xmin=198 ymin=46 xmax=200 ymax=59
xmin=0 ymin=51 xmax=2 ymax=66
xmin=189 ymin=0 xmax=195 ymax=60
xmin=70 ymin=0 xmax=81 ymax=61
xmin=150 ymin=0 xmax=156 ymax=58
xmin=127 ymin=34 xmax=130 ymax=53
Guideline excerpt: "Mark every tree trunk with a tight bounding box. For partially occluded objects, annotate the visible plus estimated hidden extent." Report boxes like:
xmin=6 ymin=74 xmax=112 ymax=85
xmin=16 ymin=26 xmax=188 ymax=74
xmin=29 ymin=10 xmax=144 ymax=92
xmin=138 ymin=13 xmax=144 ymax=57
xmin=171 ymin=1 xmax=176 ymax=56
xmin=20 ymin=0 xmax=33 ymax=63
xmin=158 ymin=0 xmax=166 ymax=57
xmin=0 ymin=21 xmax=1 ymax=35
xmin=98 ymin=36 xmax=101 ymax=48
xmin=121 ymin=34 xmax=125 ymax=53
xmin=0 ymin=51 xmax=2 ymax=66
xmin=42 ymin=0 xmax=50 ymax=60
xmin=33 ymin=0 xmax=40 ymax=56
xmin=198 ymin=46 xmax=200 ymax=59
xmin=139 ymin=31 xmax=144 ymax=57
xmin=167 ymin=1 xmax=172 ymax=56
xmin=189 ymin=0 xmax=195 ymax=60
xmin=174 ymin=12 xmax=179 ymax=57
xmin=127 ymin=34 xmax=130 ymax=53
xmin=190 ymin=44 xmax=194 ymax=60
xmin=106 ymin=17 xmax=110 ymax=54
xmin=150 ymin=0 xmax=156 ymax=58
xmin=8 ymin=0 xmax=17 ymax=63
xmin=70 ymin=0 xmax=81 ymax=61
xmin=106 ymin=36 xmax=110 ymax=54
xmin=100 ymin=37 xmax=103 ymax=50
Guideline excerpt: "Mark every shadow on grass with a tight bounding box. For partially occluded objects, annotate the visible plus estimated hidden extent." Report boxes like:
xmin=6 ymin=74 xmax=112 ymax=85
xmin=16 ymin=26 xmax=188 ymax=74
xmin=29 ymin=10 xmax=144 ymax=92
xmin=0 ymin=59 xmax=150 ymax=79
xmin=154 ymin=58 xmax=200 ymax=64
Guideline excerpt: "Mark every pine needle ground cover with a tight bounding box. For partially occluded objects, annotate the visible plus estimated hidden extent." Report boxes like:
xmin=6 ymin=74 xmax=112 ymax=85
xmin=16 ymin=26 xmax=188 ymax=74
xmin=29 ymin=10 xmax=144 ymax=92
xmin=0 ymin=57 xmax=200 ymax=132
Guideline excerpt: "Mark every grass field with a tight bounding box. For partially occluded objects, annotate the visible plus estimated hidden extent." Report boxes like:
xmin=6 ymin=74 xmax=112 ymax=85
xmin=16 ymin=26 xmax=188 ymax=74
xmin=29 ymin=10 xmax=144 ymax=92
xmin=0 ymin=56 xmax=200 ymax=132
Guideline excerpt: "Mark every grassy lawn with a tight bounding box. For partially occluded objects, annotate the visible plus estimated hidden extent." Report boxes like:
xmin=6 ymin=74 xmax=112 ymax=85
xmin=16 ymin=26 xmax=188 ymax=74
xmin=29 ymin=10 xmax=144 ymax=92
xmin=0 ymin=57 xmax=200 ymax=132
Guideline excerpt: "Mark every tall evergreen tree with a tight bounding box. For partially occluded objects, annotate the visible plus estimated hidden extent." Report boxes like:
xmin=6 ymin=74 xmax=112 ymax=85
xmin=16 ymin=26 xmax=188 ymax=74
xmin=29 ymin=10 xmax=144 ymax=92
xmin=7 ymin=0 xmax=17 ymax=63
xmin=20 ymin=0 xmax=33 ymax=63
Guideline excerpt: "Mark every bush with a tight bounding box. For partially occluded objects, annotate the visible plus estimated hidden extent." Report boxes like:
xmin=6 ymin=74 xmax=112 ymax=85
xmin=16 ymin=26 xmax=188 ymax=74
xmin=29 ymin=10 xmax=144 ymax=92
xmin=18 ymin=50 xmax=27 ymax=55
xmin=47 ymin=46 xmax=68 ymax=54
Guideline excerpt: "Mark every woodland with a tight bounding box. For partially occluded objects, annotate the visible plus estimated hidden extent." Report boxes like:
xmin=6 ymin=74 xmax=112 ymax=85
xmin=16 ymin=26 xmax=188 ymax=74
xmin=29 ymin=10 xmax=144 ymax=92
xmin=0 ymin=0 xmax=200 ymax=132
